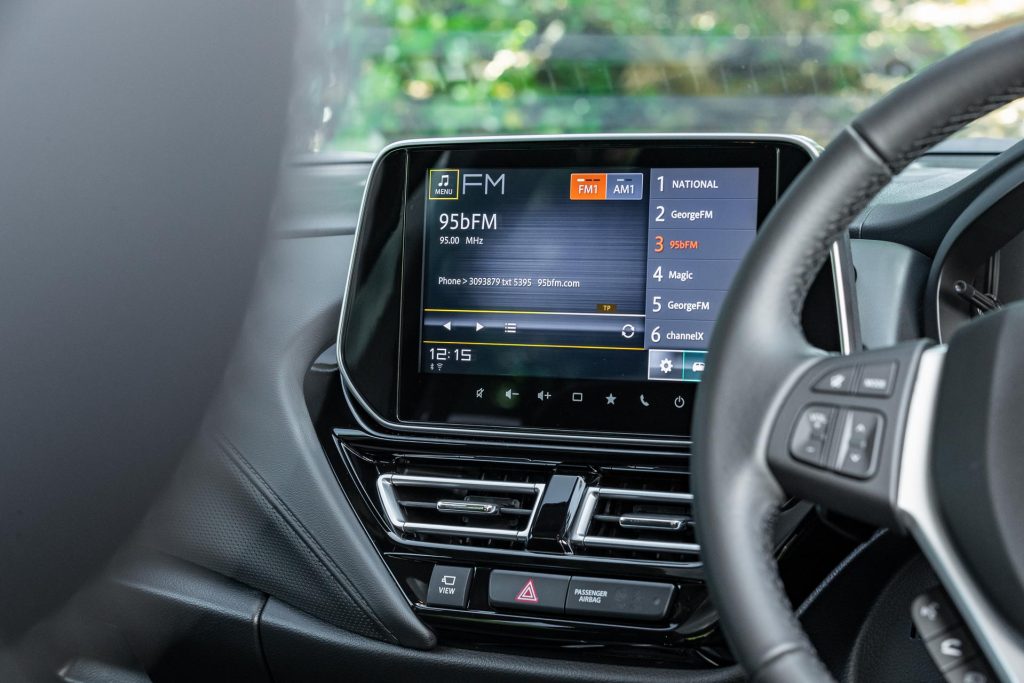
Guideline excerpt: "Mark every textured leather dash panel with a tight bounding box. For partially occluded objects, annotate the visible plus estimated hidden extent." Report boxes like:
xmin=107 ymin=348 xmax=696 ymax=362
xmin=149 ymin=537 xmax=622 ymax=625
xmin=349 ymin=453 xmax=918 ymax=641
xmin=141 ymin=234 xmax=435 ymax=649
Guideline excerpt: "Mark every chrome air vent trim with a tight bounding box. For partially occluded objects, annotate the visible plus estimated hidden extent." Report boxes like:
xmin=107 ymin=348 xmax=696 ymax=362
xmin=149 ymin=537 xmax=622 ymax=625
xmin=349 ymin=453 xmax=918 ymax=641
xmin=571 ymin=487 xmax=700 ymax=554
xmin=377 ymin=474 xmax=545 ymax=542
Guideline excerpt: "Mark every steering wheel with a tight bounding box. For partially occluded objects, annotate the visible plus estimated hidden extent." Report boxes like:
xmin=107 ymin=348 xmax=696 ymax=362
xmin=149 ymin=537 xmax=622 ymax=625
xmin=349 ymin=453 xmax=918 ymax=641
xmin=692 ymin=24 xmax=1024 ymax=683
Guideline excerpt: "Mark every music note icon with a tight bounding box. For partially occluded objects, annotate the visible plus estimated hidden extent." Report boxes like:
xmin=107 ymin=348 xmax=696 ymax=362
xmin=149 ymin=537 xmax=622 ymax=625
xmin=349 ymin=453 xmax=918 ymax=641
xmin=429 ymin=169 xmax=459 ymax=199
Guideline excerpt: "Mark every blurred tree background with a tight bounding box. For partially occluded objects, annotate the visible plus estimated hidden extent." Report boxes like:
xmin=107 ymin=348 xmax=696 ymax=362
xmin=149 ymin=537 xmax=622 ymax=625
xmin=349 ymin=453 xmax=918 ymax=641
xmin=293 ymin=0 xmax=1024 ymax=152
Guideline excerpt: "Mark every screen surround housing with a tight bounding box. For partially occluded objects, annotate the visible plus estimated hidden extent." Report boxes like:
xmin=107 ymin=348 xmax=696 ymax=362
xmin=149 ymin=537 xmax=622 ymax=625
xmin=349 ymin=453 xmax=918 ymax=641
xmin=338 ymin=134 xmax=854 ymax=445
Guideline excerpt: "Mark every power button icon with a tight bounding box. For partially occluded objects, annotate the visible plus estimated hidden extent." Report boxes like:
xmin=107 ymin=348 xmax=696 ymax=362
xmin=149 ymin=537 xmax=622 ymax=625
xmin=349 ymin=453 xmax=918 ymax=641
xmin=674 ymin=396 xmax=686 ymax=409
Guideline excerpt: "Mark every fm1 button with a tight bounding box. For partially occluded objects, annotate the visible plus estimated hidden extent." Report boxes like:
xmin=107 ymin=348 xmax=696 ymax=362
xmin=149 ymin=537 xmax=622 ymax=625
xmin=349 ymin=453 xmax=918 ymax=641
xmin=425 ymin=565 xmax=472 ymax=609
xmin=813 ymin=367 xmax=855 ymax=394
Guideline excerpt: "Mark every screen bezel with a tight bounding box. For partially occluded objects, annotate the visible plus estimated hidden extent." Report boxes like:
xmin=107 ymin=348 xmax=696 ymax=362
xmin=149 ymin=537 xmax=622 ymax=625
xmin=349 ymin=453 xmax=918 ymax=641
xmin=393 ymin=139 xmax=819 ymax=438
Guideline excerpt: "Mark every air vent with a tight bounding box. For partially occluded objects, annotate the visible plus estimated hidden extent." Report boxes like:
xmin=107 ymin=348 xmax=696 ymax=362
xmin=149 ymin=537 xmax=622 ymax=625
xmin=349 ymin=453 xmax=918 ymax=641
xmin=377 ymin=474 xmax=545 ymax=544
xmin=570 ymin=487 xmax=699 ymax=559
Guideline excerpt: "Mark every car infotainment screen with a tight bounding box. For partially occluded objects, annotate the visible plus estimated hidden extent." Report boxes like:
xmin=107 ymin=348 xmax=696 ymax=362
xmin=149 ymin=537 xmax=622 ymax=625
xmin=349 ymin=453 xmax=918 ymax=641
xmin=334 ymin=139 xmax=839 ymax=437
xmin=418 ymin=166 xmax=758 ymax=385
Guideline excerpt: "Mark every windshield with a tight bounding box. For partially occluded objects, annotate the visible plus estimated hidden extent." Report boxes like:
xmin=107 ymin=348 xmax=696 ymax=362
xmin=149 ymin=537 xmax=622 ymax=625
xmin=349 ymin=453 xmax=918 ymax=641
xmin=296 ymin=1 xmax=1024 ymax=153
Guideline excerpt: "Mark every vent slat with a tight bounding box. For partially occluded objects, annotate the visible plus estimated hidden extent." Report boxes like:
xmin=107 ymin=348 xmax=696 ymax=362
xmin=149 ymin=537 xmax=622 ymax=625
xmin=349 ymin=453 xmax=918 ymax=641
xmin=571 ymin=486 xmax=700 ymax=561
xmin=377 ymin=473 xmax=544 ymax=546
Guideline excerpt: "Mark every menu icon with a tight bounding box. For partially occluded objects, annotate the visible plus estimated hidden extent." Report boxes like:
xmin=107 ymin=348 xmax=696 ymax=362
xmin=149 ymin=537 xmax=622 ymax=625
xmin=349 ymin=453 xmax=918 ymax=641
xmin=428 ymin=169 xmax=460 ymax=200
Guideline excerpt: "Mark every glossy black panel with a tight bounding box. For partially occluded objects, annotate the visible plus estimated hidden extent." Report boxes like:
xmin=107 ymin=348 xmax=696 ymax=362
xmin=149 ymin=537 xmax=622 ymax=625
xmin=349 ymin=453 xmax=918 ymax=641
xmin=527 ymin=474 xmax=587 ymax=553
xmin=399 ymin=141 xmax=785 ymax=438
xmin=341 ymin=147 xmax=407 ymax=416
xmin=308 ymin=359 xmax=856 ymax=666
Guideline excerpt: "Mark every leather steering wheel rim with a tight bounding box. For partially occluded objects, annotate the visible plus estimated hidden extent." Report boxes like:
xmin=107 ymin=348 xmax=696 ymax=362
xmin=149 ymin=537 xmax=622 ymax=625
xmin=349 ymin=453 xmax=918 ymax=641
xmin=691 ymin=24 xmax=1024 ymax=683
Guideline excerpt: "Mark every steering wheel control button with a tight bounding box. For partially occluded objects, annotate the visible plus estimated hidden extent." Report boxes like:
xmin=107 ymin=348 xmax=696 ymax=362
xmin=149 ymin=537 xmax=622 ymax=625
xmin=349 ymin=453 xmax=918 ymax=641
xmin=911 ymin=590 xmax=961 ymax=640
xmin=833 ymin=410 xmax=883 ymax=478
xmin=856 ymin=361 xmax=897 ymax=397
xmin=489 ymin=570 xmax=569 ymax=614
xmin=812 ymin=366 xmax=856 ymax=394
xmin=564 ymin=577 xmax=674 ymax=622
xmin=790 ymin=406 xmax=837 ymax=466
xmin=426 ymin=565 xmax=473 ymax=609
xmin=944 ymin=659 xmax=995 ymax=683
xmin=924 ymin=626 xmax=978 ymax=673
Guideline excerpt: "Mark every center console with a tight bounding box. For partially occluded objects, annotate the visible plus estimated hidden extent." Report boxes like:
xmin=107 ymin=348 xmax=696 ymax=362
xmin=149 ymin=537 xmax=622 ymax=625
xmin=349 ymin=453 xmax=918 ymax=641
xmin=332 ymin=135 xmax=854 ymax=666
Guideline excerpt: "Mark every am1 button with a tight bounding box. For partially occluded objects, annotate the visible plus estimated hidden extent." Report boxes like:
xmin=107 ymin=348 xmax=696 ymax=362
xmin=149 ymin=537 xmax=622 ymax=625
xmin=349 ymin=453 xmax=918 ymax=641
xmin=426 ymin=565 xmax=473 ymax=609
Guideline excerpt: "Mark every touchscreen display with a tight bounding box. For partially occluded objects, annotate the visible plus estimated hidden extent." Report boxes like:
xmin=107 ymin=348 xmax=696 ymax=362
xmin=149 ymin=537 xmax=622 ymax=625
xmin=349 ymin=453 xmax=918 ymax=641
xmin=419 ymin=167 xmax=758 ymax=385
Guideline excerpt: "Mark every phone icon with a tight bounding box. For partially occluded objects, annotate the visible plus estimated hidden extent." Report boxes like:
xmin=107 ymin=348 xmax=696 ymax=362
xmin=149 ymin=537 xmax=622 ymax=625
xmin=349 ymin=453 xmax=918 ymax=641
xmin=639 ymin=394 xmax=650 ymax=407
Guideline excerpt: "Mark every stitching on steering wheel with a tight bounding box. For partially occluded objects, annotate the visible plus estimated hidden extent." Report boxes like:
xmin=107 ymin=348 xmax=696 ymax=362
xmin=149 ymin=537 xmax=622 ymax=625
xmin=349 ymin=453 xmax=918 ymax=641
xmin=755 ymin=503 xmax=837 ymax=682
xmin=884 ymin=83 xmax=1024 ymax=174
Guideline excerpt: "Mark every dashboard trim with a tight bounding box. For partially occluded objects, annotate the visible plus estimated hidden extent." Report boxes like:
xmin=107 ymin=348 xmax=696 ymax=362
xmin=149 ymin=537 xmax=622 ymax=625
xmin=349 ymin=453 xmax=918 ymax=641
xmin=337 ymin=133 xmax=853 ymax=447
xmin=376 ymin=473 xmax=545 ymax=541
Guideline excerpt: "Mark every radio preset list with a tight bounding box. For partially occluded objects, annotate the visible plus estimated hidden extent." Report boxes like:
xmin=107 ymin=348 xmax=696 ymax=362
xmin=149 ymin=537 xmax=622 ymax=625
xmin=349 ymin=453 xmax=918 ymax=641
xmin=644 ymin=168 xmax=758 ymax=382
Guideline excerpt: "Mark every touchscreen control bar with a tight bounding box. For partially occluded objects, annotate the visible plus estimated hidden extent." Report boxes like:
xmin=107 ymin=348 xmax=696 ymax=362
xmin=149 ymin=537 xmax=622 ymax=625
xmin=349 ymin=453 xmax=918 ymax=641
xmin=423 ymin=310 xmax=644 ymax=349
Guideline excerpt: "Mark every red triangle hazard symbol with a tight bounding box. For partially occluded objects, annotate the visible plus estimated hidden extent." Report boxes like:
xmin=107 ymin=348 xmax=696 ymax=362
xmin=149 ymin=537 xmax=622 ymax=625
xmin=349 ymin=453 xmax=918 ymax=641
xmin=515 ymin=579 xmax=539 ymax=603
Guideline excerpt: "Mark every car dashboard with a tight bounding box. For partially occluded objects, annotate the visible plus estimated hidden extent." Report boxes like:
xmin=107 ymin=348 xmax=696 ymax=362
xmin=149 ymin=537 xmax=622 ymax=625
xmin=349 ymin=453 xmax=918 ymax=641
xmin=266 ymin=133 xmax=1021 ymax=679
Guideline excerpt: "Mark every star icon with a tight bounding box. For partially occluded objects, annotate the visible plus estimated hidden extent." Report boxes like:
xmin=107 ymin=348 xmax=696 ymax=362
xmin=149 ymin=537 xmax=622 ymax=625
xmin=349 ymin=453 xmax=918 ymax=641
xmin=605 ymin=393 xmax=617 ymax=405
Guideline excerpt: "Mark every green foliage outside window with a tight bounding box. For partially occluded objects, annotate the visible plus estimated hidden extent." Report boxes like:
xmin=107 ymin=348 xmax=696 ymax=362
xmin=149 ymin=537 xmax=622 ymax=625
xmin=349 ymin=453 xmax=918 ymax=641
xmin=295 ymin=0 xmax=1024 ymax=152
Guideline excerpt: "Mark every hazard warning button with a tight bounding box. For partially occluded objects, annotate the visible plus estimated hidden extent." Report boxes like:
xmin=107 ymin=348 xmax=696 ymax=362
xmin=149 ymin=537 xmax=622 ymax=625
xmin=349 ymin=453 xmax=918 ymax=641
xmin=488 ymin=570 xmax=569 ymax=614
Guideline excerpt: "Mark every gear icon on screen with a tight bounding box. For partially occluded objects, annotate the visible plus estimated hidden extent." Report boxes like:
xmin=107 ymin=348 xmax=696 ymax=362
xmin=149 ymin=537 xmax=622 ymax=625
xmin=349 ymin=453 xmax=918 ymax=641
xmin=659 ymin=357 xmax=674 ymax=374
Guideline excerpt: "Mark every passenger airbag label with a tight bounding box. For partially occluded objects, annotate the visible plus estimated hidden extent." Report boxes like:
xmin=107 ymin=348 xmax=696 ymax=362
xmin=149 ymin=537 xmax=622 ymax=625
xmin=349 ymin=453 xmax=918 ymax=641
xmin=573 ymin=587 xmax=609 ymax=604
